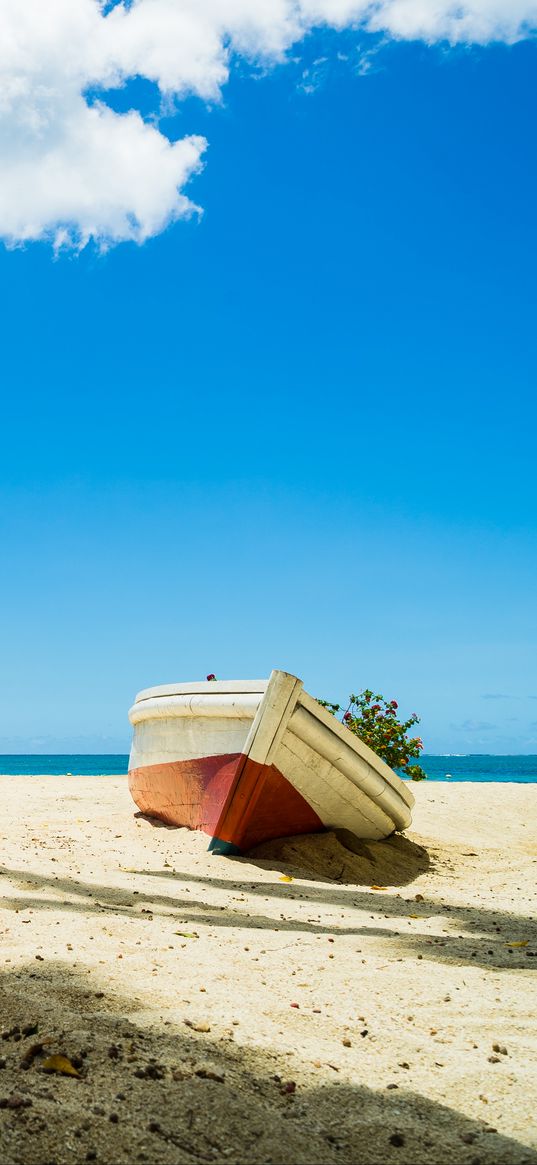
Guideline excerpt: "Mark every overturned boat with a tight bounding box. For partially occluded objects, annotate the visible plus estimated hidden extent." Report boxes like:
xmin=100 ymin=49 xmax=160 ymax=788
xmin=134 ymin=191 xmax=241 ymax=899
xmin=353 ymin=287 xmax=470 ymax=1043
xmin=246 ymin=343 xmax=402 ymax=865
xmin=128 ymin=669 xmax=414 ymax=854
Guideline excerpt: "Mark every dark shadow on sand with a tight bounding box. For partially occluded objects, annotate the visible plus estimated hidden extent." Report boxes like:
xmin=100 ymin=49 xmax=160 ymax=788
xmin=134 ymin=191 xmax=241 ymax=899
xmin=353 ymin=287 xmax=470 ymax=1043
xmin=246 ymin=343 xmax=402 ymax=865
xmin=0 ymin=857 xmax=535 ymax=973
xmin=135 ymin=819 xmax=431 ymax=886
xmin=245 ymin=829 xmax=431 ymax=885
xmin=0 ymin=961 xmax=535 ymax=1165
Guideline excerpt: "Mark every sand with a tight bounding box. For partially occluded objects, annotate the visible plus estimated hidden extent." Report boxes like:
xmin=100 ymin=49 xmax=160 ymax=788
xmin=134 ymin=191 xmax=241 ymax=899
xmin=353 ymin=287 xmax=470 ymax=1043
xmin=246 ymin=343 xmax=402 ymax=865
xmin=0 ymin=776 xmax=536 ymax=1165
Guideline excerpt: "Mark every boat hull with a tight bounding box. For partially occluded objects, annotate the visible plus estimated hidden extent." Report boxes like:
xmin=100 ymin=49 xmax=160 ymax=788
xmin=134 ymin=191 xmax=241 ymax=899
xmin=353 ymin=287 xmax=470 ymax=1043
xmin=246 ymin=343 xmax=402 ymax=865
xmin=128 ymin=671 xmax=414 ymax=851
xmin=128 ymin=752 xmax=323 ymax=852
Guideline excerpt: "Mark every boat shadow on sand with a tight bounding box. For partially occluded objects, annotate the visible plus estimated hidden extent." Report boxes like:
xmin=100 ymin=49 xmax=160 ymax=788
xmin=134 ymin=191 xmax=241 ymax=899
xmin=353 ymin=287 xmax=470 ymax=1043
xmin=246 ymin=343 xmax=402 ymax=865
xmin=137 ymin=815 xmax=431 ymax=888
xmin=244 ymin=829 xmax=430 ymax=887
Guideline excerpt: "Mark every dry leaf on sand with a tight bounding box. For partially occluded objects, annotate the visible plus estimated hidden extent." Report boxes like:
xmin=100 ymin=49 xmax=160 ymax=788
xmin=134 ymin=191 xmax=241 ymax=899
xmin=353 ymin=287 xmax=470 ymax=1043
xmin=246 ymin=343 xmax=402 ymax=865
xmin=42 ymin=1055 xmax=80 ymax=1078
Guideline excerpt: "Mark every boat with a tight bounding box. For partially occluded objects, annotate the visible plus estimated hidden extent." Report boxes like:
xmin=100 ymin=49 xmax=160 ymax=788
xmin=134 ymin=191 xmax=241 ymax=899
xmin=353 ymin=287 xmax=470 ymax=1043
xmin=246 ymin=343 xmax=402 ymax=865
xmin=128 ymin=669 xmax=414 ymax=854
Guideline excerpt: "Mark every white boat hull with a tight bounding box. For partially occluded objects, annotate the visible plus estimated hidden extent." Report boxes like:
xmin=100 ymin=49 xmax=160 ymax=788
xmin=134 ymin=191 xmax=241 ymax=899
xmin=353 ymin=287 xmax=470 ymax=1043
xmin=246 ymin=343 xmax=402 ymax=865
xmin=128 ymin=670 xmax=414 ymax=852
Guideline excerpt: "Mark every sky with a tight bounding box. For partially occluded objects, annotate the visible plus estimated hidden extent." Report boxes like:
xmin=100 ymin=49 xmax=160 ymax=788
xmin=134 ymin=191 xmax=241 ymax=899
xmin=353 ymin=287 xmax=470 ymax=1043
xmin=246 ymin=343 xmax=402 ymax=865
xmin=0 ymin=1 xmax=536 ymax=755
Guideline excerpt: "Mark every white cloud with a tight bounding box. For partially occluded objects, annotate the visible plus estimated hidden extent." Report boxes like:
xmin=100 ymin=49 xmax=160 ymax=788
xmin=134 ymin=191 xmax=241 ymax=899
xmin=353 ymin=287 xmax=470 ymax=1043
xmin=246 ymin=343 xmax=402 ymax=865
xmin=0 ymin=0 xmax=535 ymax=250
xmin=0 ymin=99 xmax=205 ymax=250
xmin=365 ymin=1 xmax=537 ymax=42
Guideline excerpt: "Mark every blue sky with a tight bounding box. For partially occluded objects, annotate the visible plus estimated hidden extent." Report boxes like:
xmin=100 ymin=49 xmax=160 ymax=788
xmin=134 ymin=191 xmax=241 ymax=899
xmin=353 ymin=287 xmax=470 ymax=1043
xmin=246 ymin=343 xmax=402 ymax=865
xmin=1 ymin=25 xmax=536 ymax=753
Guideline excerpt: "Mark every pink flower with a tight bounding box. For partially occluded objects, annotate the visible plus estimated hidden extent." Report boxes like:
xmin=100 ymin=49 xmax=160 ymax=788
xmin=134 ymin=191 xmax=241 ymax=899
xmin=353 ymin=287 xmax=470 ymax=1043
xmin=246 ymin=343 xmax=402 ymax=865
xmin=206 ymin=673 xmax=217 ymax=681
xmin=372 ymin=704 xmax=381 ymax=713
xmin=390 ymin=700 xmax=398 ymax=709
xmin=343 ymin=712 xmax=352 ymax=722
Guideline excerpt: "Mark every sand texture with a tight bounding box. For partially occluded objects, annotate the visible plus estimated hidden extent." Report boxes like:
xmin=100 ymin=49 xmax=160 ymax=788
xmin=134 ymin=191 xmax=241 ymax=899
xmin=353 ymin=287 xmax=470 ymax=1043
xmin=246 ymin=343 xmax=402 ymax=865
xmin=0 ymin=776 xmax=536 ymax=1165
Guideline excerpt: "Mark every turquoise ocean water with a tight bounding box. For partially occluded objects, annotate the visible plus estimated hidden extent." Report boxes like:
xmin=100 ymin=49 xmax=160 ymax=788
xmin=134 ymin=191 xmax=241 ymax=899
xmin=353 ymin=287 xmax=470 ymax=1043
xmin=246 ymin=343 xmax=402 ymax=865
xmin=0 ymin=754 xmax=536 ymax=782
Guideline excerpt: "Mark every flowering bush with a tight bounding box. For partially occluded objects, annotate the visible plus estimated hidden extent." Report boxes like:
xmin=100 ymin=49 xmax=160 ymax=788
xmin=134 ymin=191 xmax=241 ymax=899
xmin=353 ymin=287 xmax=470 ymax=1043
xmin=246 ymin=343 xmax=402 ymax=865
xmin=318 ymin=689 xmax=427 ymax=780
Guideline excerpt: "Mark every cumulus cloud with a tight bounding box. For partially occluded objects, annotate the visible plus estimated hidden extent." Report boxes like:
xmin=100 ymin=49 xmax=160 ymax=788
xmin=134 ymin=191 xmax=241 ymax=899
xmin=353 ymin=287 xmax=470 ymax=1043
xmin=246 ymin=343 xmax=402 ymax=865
xmin=1 ymin=0 xmax=536 ymax=250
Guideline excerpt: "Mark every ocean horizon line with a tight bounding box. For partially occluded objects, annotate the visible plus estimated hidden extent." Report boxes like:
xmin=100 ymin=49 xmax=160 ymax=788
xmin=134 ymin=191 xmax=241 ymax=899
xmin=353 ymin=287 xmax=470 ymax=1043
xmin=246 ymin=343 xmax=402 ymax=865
xmin=0 ymin=753 xmax=536 ymax=783
xmin=1 ymin=752 xmax=536 ymax=760
xmin=1 ymin=751 xmax=537 ymax=756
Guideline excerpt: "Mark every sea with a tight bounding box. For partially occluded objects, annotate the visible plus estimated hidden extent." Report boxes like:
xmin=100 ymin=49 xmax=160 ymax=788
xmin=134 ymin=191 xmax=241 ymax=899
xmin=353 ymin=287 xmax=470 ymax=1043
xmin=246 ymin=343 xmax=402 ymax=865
xmin=0 ymin=754 xmax=536 ymax=782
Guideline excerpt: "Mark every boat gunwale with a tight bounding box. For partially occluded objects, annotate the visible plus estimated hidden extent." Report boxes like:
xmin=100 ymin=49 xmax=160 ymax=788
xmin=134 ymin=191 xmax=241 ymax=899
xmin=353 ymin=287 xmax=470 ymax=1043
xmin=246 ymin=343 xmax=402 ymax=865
xmin=129 ymin=692 xmax=263 ymax=726
xmin=134 ymin=679 xmax=268 ymax=703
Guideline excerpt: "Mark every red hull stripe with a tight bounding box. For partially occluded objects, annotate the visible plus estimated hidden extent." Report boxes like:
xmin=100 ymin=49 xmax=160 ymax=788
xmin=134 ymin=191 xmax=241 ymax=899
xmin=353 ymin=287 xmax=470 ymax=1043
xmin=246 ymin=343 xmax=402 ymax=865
xmin=213 ymin=756 xmax=323 ymax=849
xmin=128 ymin=753 xmax=323 ymax=850
xmin=128 ymin=753 xmax=242 ymax=834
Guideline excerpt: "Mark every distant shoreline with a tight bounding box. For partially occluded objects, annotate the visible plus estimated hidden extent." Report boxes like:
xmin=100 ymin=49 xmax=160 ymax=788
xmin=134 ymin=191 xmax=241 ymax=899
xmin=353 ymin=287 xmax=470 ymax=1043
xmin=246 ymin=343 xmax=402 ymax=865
xmin=0 ymin=753 xmax=536 ymax=782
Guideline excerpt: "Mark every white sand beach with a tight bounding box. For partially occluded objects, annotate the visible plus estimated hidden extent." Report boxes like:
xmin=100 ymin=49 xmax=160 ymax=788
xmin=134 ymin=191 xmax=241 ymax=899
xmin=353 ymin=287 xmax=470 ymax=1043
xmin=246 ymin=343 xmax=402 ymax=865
xmin=0 ymin=777 xmax=536 ymax=1164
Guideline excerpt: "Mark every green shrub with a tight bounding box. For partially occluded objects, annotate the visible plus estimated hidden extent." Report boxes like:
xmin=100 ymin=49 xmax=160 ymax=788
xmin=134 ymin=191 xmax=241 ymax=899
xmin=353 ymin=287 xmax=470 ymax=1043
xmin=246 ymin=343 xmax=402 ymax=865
xmin=318 ymin=688 xmax=427 ymax=780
